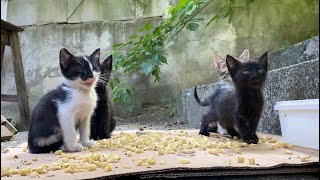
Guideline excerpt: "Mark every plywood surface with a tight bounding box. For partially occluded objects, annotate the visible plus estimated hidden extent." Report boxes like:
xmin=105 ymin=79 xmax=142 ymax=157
xmin=1 ymin=130 xmax=319 ymax=179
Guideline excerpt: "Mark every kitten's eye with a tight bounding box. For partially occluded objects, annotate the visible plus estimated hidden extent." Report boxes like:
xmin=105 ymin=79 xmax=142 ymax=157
xmin=243 ymin=71 xmax=249 ymax=74
xmin=258 ymin=69 xmax=264 ymax=73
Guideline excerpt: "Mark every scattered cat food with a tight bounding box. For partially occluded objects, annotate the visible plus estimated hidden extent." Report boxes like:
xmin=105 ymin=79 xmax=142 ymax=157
xmin=209 ymin=148 xmax=220 ymax=156
xmin=103 ymin=164 xmax=112 ymax=172
xmin=284 ymin=150 xmax=293 ymax=155
xmin=248 ymin=158 xmax=255 ymax=165
xmin=139 ymin=127 xmax=144 ymax=131
xmin=233 ymin=148 xmax=241 ymax=154
xmin=178 ymin=158 xmax=190 ymax=164
xmin=237 ymin=156 xmax=244 ymax=163
xmin=55 ymin=150 xmax=62 ymax=155
xmin=299 ymin=156 xmax=311 ymax=162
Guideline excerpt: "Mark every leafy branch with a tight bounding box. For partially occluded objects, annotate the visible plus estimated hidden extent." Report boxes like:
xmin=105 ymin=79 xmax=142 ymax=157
xmin=110 ymin=0 xmax=254 ymax=103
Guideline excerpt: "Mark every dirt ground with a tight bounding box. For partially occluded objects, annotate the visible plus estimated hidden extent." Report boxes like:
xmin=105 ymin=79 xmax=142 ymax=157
xmin=1 ymin=105 xmax=191 ymax=152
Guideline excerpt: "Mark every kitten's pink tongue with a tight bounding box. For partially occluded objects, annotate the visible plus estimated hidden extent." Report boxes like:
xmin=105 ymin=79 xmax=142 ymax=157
xmin=85 ymin=78 xmax=95 ymax=86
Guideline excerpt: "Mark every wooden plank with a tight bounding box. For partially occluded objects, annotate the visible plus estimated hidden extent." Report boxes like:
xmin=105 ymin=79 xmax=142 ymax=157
xmin=9 ymin=31 xmax=30 ymax=130
xmin=1 ymin=115 xmax=18 ymax=135
xmin=1 ymin=42 xmax=5 ymax=73
xmin=1 ymin=125 xmax=14 ymax=141
xmin=1 ymin=29 xmax=9 ymax=45
xmin=1 ymin=19 xmax=24 ymax=32
xmin=1 ymin=94 xmax=19 ymax=102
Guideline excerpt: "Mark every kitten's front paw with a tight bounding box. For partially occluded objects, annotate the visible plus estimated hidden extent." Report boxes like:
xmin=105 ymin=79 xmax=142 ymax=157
xmin=81 ymin=140 xmax=96 ymax=147
xmin=64 ymin=143 xmax=83 ymax=152
xmin=199 ymin=131 xmax=210 ymax=136
xmin=243 ymin=135 xmax=258 ymax=144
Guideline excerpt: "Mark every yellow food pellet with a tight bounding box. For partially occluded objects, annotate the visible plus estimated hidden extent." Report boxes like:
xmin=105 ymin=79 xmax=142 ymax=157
xmin=233 ymin=136 xmax=238 ymax=140
xmin=284 ymin=150 xmax=293 ymax=155
xmin=300 ymin=156 xmax=311 ymax=162
xmin=55 ymin=150 xmax=62 ymax=155
xmin=237 ymin=156 xmax=244 ymax=163
xmin=248 ymin=158 xmax=255 ymax=165
xmin=209 ymin=148 xmax=220 ymax=156
xmin=270 ymin=144 xmax=276 ymax=150
xmin=233 ymin=148 xmax=241 ymax=154
xmin=23 ymin=161 xmax=32 ymax=165
xmin=11 ymin=169 xmax=20 ymax=174
xmin=104 ymin=164 xmax=112 ymax=172
xmin=227 ymin=159 xmax=232 ymax=165
xmin=178 ymin=158 xmax=190 ymax=164
xmin=35 ymin=168 xmax=46 ymax=174
xmin=268 ymin=139 xmax=277 ymax=143
xmin=125 ymin=151 xmax=132 ymax=157
xmin=19 ymin=169 xmax=29 ymax=176
xmin=30 ymin=172 xmax=39 ymax=178
xmin=32 ymin=157 xmax=38 ymax=161
xmin=158 ymin=149 xmax=165 ymax=155
xmin=135 ymin=149 xmax=144 ymax=154
xmin=136 ymin=160 xmax=144 ymax=166
xmin=122 ymin=165 xmax=132 ymax=169
xmin=1 ymin=170 xmax=12 ymax=177
xmin=159 ymin=161 xmax=166 ymax=165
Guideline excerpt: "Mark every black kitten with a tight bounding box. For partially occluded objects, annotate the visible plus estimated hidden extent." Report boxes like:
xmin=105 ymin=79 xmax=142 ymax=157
xmin=28 ymin=48 xmax=100 ymax=154
xmin=90 ymin=55 xmax=116 ymax=140
xmin=198 ymin=52 xmax=268 ymax=144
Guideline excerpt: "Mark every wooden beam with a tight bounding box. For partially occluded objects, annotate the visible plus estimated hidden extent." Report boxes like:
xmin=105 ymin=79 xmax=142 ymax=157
xmin=1 ymin=94 xmax=19 ymax=102
xmin=1 ymin=19 xmax=24 ymax=32
xmin=9 ymin=31 xmax=30 ymax=130
xmin=1 ymin=29 xmax=10 ymax=45
xmin=1 ymin=42 xmax=5 ymax=73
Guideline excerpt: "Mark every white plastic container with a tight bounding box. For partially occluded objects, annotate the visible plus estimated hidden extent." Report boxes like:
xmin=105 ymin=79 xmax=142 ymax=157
xmin=274 ymin=99 xmax=319 ymax=150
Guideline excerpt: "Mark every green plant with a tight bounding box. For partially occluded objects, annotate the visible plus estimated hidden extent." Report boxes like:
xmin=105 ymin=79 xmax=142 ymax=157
xmin=110 ymin=0 xmax=255 ymax=103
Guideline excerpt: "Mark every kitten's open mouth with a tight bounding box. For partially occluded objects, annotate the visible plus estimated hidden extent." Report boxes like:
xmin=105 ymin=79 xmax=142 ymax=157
xmin=84 ymin=78 xmax=95 ymax=86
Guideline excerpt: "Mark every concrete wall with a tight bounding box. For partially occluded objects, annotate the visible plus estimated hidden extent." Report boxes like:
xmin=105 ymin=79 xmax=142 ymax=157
xmin=1 ymin=0 xmax=319 ymax=130
xmin=1 ymin=0 xmax=8 ymax=20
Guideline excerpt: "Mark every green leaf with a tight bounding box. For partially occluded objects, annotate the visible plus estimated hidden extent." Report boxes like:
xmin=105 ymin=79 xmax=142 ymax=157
xmin=129 ymin=34 xmax=137 ymax=39
xmin=191 ymin=18 xmax=205 ymax=22
xmin=112 ymin=43 xmax=126 ymax=48
xmin=141 ymin=63 xmax=153 ymax=76
xmin=158 ymin=55 xmax=167 ymax=64
xmin=186 ymin=22 xmax=199 ymax=31
xmin=139 ymin=22 xmax=153 ymax=32
xmin=205 ymin=15 xmax=219 ymax=27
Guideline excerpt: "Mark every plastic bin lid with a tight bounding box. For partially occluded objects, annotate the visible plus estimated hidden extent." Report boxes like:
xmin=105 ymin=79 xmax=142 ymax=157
xmin=274 ymin=99 xmax=319 ymax=110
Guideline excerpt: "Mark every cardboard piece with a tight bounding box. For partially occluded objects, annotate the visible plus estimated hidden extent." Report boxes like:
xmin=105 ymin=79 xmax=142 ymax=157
xmin=1 ymin=130 xmax=319 ymax=179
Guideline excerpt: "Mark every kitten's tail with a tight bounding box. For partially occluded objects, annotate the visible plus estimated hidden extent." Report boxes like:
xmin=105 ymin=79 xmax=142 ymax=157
xmin=194 ymin=86 xmax=210 ymax=106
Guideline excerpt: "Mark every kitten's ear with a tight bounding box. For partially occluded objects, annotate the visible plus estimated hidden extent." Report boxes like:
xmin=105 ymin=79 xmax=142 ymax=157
xmin=226 ymin=55 xmax=241 ymax=74
xmin=59 ymin=48 xmax=74 ymax=68
xmin=239 ymin=49 xmax=250 ymax=62
xmin=213 ymin=52 xmax=227 ymax=73
xmin=101 ymin=55 xmax=113 ymax=72
xmin=258 ymin=51 xmax=268 ymax=71
xmin=90 ymin=48 xmax=100 ymax=65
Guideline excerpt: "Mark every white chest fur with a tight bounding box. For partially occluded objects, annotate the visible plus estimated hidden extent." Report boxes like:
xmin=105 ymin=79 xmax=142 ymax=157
xmin=58 ymin=87 xmax=97 ymax=122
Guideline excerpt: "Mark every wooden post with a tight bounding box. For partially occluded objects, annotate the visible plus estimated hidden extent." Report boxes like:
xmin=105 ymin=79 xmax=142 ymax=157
xmin=9 ymin=32 xmax=30 ymax=130
xmin=1 ymin=43 xmax=4 ymax=73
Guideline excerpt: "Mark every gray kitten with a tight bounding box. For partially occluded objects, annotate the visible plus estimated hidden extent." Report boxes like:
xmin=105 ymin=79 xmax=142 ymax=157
xmin=196 ymin=50 xmax=250 ymax=134
xmin=196 ymin=52 xmax=268 ymax=144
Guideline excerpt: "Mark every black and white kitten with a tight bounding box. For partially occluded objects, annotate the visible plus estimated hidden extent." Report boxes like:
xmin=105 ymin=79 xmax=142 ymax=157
xmin=28 ymin=48 xmax=101 ymax=153
xmin=197 ymin=52 xmax=268 ymax=144
xmin=195 ymin=50 xmax=250 ymax=133
xmin=90 ymin=55 xmax=116 ymax=140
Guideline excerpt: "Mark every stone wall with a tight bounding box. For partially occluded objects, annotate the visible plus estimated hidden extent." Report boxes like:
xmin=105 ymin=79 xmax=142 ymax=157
xmin=179 ymin=36 xmax=319 ymax=134
xmin=1 ymin=0 xmax=319 ymax=130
